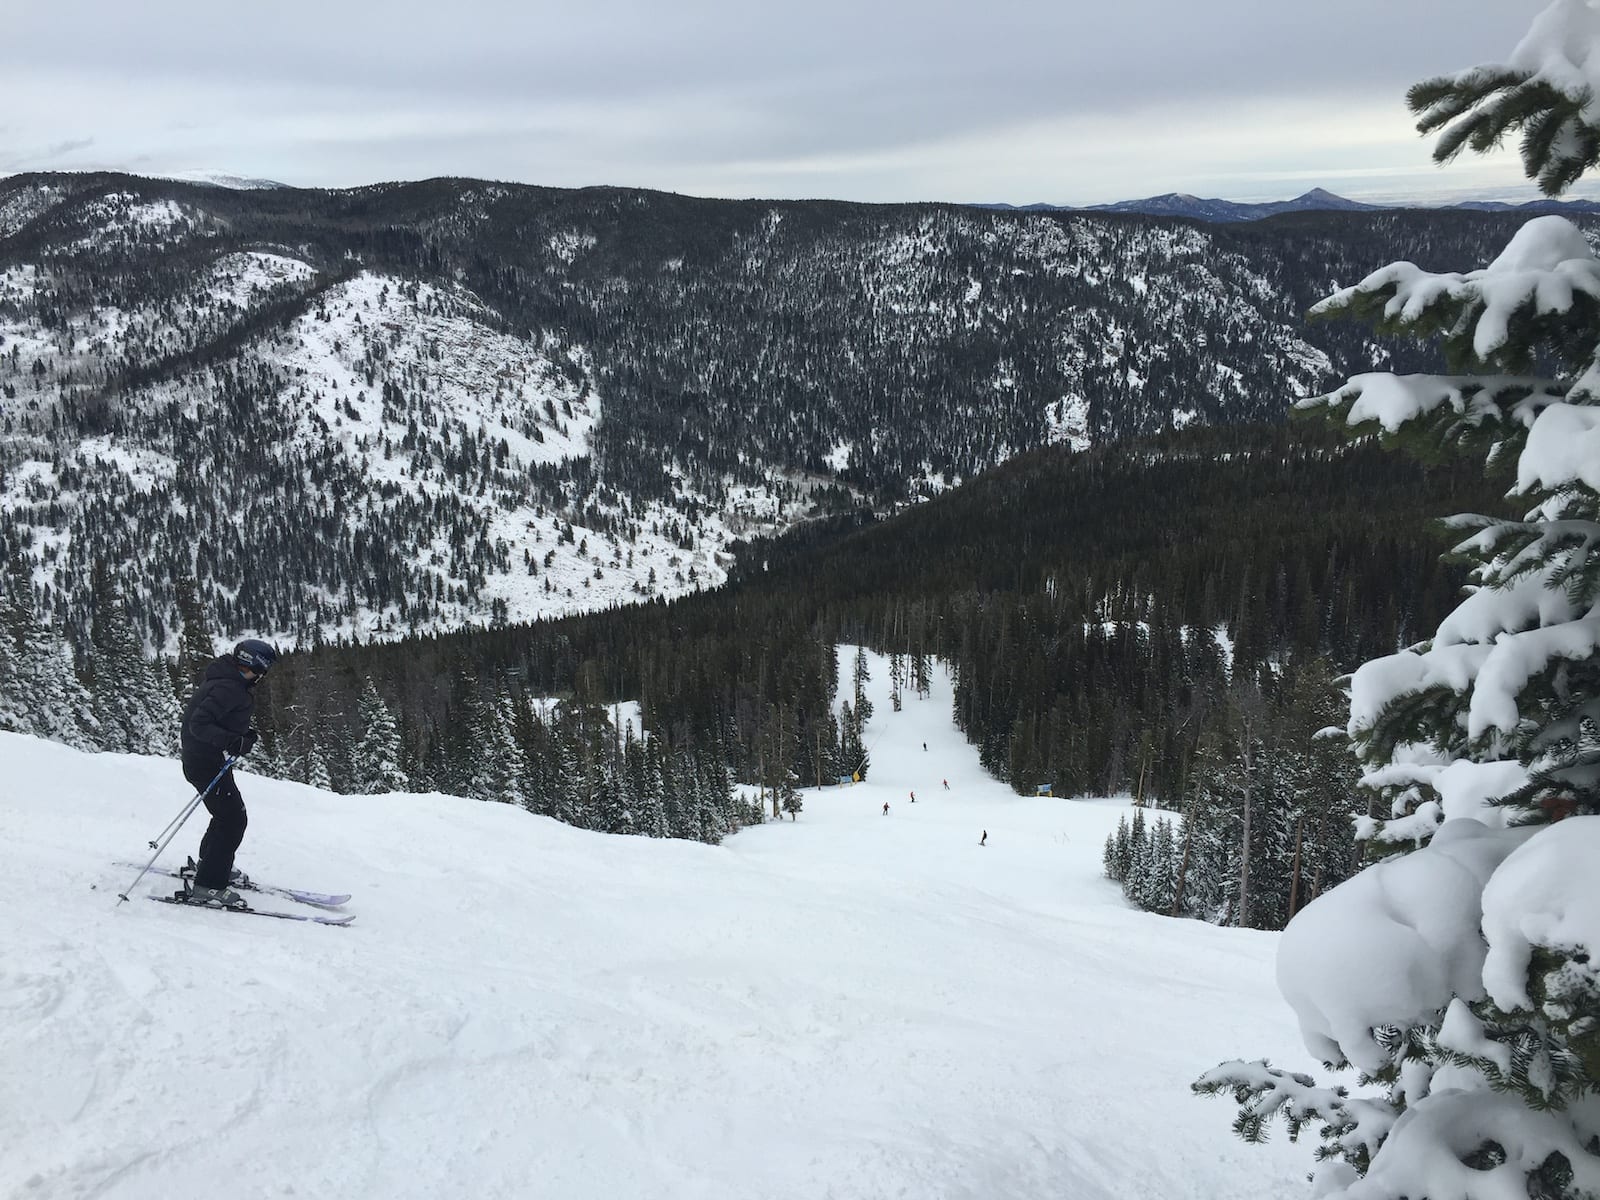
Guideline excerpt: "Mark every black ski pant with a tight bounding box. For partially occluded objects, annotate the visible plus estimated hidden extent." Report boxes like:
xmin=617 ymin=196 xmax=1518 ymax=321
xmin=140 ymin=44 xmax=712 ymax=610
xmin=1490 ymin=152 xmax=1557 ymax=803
xmin=183 ymin=757 xmax=248 ymax=888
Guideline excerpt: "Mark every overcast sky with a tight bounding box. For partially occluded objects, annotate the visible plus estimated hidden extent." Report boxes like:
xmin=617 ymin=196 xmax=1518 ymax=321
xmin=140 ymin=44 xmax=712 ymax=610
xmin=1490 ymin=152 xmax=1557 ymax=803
xmin=0 ymin=1 xmax=1570 ymax=205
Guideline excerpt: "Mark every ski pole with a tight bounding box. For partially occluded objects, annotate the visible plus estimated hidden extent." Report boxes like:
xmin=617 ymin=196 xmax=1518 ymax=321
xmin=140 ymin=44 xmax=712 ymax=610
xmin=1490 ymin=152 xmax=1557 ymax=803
xmin=145 ymin=757 xmax=239 ymax=849
xmin=117 ymin=755 xmax=238 ymax=905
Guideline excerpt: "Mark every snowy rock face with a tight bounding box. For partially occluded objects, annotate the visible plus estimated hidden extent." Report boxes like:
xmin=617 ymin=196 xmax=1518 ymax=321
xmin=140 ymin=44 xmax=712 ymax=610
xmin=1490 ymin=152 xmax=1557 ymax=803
xmin=0 ymin=171 xmax=1571 ymax=648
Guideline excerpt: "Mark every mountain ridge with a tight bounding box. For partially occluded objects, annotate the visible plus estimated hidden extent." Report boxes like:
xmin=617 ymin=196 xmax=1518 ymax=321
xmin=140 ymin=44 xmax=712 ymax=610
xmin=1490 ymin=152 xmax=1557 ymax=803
xmin=980 ymin=187 xmax=1600 ymax=222
xmin=0 ymin=170 xmax=1579 ymax=651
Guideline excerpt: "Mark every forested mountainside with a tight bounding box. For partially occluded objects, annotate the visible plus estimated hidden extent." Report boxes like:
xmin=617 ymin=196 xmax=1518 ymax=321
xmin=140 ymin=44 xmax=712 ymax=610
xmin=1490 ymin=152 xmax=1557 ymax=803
xmin=0 ymin=171 xmax=1579 ymax=649
xmin=253 ymin=425 xmax=1501 ymax=874
xmin=0 ymin=417 xmax=1506 ymax=920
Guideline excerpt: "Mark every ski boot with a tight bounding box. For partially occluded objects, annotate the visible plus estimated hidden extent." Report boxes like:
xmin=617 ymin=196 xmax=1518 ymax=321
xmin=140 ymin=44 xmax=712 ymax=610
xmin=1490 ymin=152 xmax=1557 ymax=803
xmin=182 ymin=856 xmax=251 ymax=890
xmin=182 ymin=878 xmax=248 ymax=909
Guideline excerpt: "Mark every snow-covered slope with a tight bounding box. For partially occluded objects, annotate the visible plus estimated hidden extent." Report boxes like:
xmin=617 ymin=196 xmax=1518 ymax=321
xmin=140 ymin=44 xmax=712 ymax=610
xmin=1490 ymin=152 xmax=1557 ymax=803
xmin=8 ymin=169 xmax=1507 ymax=652
xmin=3 ymin=655 xmax=1311 ymax=1199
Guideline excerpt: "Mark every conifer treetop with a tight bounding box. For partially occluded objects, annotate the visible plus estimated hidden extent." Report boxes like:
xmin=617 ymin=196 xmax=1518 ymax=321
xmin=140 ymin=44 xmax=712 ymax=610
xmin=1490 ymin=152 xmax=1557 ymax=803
xmin=1411 ymin=0 xmax=1600 ymax=194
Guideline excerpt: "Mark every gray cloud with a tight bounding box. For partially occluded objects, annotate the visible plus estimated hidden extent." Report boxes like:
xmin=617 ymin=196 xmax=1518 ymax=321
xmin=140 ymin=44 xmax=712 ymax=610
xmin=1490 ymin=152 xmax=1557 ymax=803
xmin=0 ymin=135 xmax=96 ymax=173
xmin=0 ymin=1 xmax=1554 ymax=202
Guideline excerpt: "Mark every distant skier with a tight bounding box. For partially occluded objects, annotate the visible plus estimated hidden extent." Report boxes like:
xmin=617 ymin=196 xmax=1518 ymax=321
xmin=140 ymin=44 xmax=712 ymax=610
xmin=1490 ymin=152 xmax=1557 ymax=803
xmin=923 ymin=742 xmax=927 ymax=751
xmin=178 ymin=639 xmax=278 ymax=908
xmin=882 ymin=801 xmax=890 ymax=815
xmin=909 ymin=790 xmax=916 ymax=803
xmin=942 ymin=779 xmax=949 ymax=791
xmin=980 ymin=830 xmax=988 ymax=847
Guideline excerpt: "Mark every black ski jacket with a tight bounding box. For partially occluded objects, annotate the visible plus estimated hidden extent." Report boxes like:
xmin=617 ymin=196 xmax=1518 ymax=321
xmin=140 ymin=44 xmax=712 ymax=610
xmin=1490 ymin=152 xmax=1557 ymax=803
xmin=181 ymin=656 xmax=257 ymax=766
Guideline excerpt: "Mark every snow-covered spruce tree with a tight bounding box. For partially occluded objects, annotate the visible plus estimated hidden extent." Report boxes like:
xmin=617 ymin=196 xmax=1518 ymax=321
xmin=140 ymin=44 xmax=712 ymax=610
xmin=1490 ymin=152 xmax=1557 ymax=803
xmin=851 ymin=647 xmax=873 ymax=728
xmin=86 ymin=566 xmax=178 ymax=755
xmin=469 ymin=694 xmax=528 ymax=808
xmin=1197 ymin=7 xmax=1600 ymax=1195
xmin=1104 ymin=813 xmax=1131 ymax=882
xmin=170 ymin=570 xmax=216 ymax=695
xmin=637 ymin=738 xmax=669 ymax=838
xmin=350 ymin=679 xmax=408 ymax=794
xmin=0 ymin=549 xmax=96 ymax=750
xmin=779 ymin=771 xmax=802 ymax=820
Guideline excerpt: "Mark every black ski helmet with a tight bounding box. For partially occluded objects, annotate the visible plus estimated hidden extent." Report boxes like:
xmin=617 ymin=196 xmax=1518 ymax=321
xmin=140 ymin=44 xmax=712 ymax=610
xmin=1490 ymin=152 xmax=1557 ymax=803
xmin=233 ymin=638 xmax=279 ymax=676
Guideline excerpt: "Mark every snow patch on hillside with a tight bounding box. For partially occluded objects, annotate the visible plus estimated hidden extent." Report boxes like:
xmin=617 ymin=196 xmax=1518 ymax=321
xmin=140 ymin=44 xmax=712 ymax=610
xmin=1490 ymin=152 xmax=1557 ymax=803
xmin=548 ymin=230 xmax=597 ymax=262
xmin=1046 ymin=393 xmax=1091 ymax=450
xmin=0 ymin=183 xmax=65 ymax=239
xmin=67 ymin=193 xmax=203 ymax=252
xmin=77 ymin=437 xmax=178 ymax=495
xmin=274 ymin=271 xmax=598 ymax=470
xmin=205 ymin=251 xmax=319 ymax=309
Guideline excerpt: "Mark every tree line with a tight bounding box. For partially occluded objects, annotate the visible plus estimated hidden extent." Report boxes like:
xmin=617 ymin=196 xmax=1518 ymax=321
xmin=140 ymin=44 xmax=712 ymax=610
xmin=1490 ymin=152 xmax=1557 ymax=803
xmin=1 ymin=420 xmax=1498 ymax=915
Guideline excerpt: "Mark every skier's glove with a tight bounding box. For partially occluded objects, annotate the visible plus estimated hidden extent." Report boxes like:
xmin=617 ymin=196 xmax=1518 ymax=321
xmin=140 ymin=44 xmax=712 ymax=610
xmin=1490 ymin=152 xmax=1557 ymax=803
xmin=233 ymin=729 xmax=259 ymax=756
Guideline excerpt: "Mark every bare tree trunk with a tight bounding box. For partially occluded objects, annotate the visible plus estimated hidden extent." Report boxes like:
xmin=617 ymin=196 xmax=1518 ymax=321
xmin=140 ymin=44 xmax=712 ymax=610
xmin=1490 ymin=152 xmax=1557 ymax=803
xmin=1171 ymin=799 xmax=1196 ymax=917
xmin=1238 ymin=736 xmax=1254 ymax=930
xmin=1286 ymin=816 xmax=1305 ymax=922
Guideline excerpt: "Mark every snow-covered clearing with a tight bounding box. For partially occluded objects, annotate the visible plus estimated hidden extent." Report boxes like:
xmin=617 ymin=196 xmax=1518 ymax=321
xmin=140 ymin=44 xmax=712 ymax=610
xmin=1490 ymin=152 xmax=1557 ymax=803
xmin=2 ymin=653 xmax=1311 ymax=1198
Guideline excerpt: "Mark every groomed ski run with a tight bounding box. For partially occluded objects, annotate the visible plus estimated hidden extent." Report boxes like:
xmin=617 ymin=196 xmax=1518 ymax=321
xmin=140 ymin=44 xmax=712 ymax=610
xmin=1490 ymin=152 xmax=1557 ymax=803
xmin=3 ymin=650 xmax=1312 ymax=1200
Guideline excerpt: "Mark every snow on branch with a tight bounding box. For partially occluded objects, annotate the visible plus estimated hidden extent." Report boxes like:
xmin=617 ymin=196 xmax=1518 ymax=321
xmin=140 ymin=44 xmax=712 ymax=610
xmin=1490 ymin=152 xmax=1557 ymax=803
xmin=1331 ymin=1089 xmax=1600 ymax=1199
xmin=1310 ymin=217 xmax=1600 ymax=368
xmin=1297 ymin=374 xmax=1562 ymax=440
xmin=1520 ymin=401 xmax=1600 ymax=493
xmin=1507 ymin=0 xmax=1600 ymax=108
xmin=1275 ymin=820 xmax=1528 ymax=1076
xmin=1359 ymin=759 xmax=1531 ymax=841
xmin=1192 ymin=1058 xmax=1361 ymax=1149
xmin=1480 ymin=816 xmax=1600 ymax=1013
xmin=1410 ymin=1 xmax=1600 ymax=195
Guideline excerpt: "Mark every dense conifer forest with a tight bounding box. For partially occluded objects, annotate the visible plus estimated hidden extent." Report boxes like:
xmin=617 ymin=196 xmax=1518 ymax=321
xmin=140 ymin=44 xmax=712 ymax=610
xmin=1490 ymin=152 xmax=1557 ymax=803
xmin=1 ymin=171 xmax=1583 ymax=643
xmin=39 ymin=420 xmax=1487 ymax=926
xmin=0 ymin=174 xmax=1536 ymax=927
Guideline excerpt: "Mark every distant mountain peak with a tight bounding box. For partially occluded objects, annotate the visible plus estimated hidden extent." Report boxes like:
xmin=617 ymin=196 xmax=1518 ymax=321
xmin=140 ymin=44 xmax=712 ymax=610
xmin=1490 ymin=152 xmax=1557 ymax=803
xmin=160 ymin=170 xmax=288 ymax=190
xmin=975 ymin=189 xmax=1382 ymax=222
xmin=976 ymin=186 xmax=1600 ymax=222
xmin=1079 ymin=189 xmax=1385 ymax=222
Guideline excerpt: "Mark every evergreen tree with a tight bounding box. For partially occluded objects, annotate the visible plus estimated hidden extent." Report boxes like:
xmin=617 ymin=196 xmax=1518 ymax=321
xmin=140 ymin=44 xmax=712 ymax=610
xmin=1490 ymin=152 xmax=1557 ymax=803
xmin=1201 ymin=10 xmax=1600 ymax=1194
xmin=637 ymin=739 xmax=669 ymax=838
xmin=663 ymin=745 xmax=695 ymax=839
xmin=852 ymin=647 xmax=873 ymax=727
xmin=304 ymin=744 xmax=334 ymax=791
xmin=1176 ymin=722 xmax=1240 ymax=922
xmin=0 ymin=548 xmax=37 ymax=736
xmin=1139 ymin=817 xmax=1177 ymax=913
xmin=350 ymin=678 xmax=408 ymax=794
xmin=468 ymin=692 xmax=527 ymax=807
xmin=1104 ymin=812 xmax=1130 ymax=882
xmin=779 ymin=771 xmax=802 ymax=820
xmin=86 ymin=564 xmax=178 ymax=755
xmin=171 ymin=569 xmax=215 ymax=694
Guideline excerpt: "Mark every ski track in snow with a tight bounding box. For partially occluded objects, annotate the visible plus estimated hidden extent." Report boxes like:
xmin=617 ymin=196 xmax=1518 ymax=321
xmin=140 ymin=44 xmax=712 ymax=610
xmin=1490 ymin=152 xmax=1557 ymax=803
xmin=2 ymin=653 xmax=1314 ymax=1199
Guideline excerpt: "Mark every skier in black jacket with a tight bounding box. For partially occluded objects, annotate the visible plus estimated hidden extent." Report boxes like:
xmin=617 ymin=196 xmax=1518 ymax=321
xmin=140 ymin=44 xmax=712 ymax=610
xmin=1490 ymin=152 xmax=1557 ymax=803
xmin=179 ymin=639 xmax=278 ymax=907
